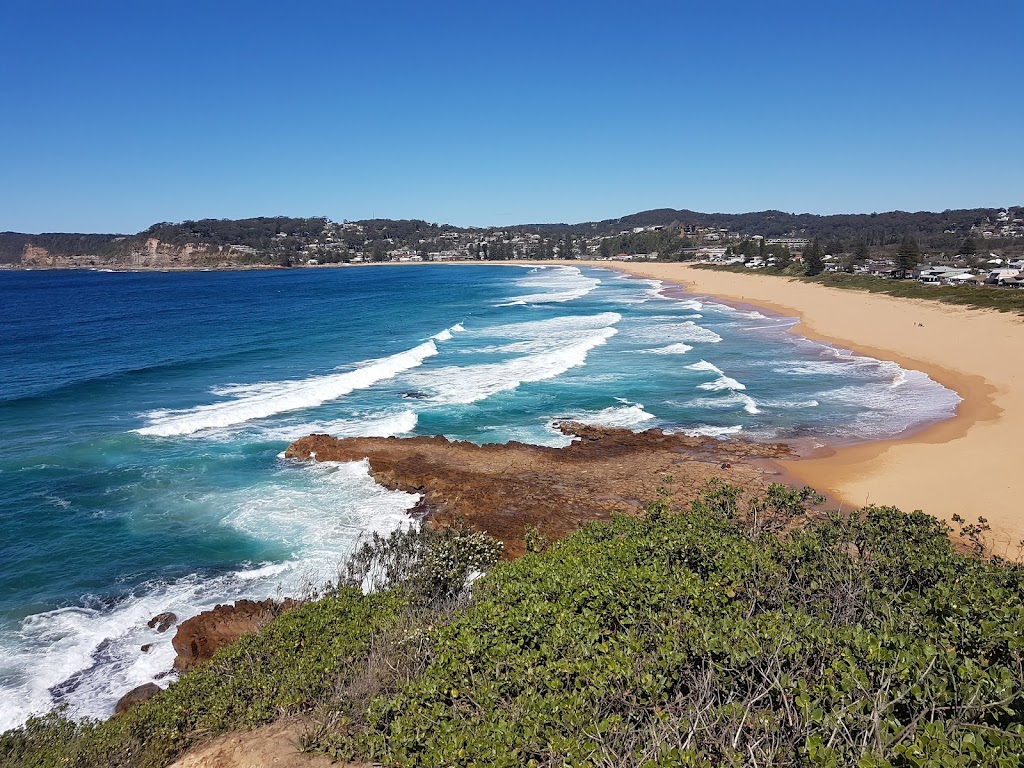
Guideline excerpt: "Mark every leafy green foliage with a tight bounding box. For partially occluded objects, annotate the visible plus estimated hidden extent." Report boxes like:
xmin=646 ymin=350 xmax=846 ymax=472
xmin=321 ymin=488 xmax=1024 ymax=767
xmin=5 ymin=490 xmax=1023 ymax=767
xmin=0 ymin=589 xmax=403 ymax=768
xmin=340 ymin=521 xmax=504 ymax=606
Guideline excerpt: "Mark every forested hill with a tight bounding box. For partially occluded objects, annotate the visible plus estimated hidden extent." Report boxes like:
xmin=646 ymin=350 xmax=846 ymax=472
xmin=2 ymin=206 xmax=1020 ymax=266
xmin=522 ymin=207 xmax=1020 ymax=239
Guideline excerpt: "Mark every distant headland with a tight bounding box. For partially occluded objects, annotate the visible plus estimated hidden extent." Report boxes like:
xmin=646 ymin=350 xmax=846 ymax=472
xmin=2 ymin=206 xmax=1022 ymax=270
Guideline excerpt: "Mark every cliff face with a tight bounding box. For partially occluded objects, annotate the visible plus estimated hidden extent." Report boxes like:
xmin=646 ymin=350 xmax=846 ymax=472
xmin=11 ymin=237 xmax=280 ymax=270
xmin=286 ymin=423 xmax=791 ymax=557
xmin=17 ymin=238 xmax=257 ymax=269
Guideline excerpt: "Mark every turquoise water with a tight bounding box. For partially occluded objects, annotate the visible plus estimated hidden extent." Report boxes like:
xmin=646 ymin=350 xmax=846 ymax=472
xmin=0 ymin=264 xmax=960 ymax=727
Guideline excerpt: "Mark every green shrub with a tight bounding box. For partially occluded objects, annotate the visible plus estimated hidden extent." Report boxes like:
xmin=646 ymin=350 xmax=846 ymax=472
xmin=0 ymin=589 xmax=403 ymax=768
xmin=317 ymin=488 xmax=1024 ymax=766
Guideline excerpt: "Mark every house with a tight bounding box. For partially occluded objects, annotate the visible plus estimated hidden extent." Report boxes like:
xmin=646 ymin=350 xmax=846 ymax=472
xmin=919 ymin=266 xmax=968 ymax=284
xmin=944 ymin=272 xmax=981 ymax=286
xmin=985 ymin=269 xmax=1022 ymax=285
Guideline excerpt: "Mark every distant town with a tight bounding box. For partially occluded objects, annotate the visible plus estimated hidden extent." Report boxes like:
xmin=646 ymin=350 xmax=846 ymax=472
xmin=2 ymin=207 xmax=1022 ymax=287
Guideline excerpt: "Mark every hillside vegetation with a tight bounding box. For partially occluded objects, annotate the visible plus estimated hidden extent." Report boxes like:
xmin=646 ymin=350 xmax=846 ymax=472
xmin=3 ymin=484 xmax=1023 ymax=767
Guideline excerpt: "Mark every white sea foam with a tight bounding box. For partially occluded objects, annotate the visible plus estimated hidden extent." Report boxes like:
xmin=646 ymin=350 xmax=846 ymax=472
xmin=499 ymin=266 xmax=600 ymax=305
xmin=431 ymin=323 xmax=465 ymax=342
xmin=679 ymin=424 xmax=744 ymax=438
xmin=485 ymin=312 xmax=622 ymax=339
xmin=644 ymin=342 xmax=694 ymax=355
xmin=406 ymin=328 xmax=618 ymax=404
xmin=135 ymin=341 xmax=438 ymax=437
xmin=685 ymin=361 xmax=760 ymax=414
xmin=816 ymin=369 xmax=961 ymax=439
xmin=0 ymin=459 xmax=420 ymax=730
xmin=624 ymin=319 xmax=722 ymax=344
xmin=702 ymin=302 xmax=766 ymax=319
xmin=762 ymin=398 xmax=820 ymax=409
xmin=687 ymin=360 xmax=745 ymax=390
xmin=557 ymin=403 xmax=656 ymax=430
xmin=246 ymin=410 xmax=418 ymax=442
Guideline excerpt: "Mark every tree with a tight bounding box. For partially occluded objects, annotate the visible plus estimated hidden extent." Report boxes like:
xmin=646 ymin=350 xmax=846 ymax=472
xmin=895 ymin=235 xmax=920 ymax=274
xmin=804 ymin=238 xmax=824 ymax=276
xmin=959 ymin=236 xmax=977 ymax=258
xmin=599 ymin=239 xmax=611 ymax=259
xmin=855 ymin=239 xmax=869 ymax=263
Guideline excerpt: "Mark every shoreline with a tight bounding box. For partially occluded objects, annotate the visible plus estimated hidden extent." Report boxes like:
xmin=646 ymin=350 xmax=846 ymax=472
xmin=591 ymin=261 xmax=1024 ymax=553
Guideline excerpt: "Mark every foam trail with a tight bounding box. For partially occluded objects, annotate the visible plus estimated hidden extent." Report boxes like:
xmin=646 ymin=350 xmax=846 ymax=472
xmin=558 ymin=403 xmax=656 ymax=430
xmin=486 ymin=312 xmax=622 ymax=339
xmin=136 ymin=341 xmax=438 ymax=437
xmin=408 ymin=328 xmax=617 ymax=405
xmin=0 ymin=459 xmax=421 ymax=730
xmin=499 ymin=266 xmax=600 ymax=305
xmin=645 ymin=343 xmax=693 ymax=355
xmin=680 ymin=424 xmax=744 ymax=438
xmin=249 ymin=410 xmax=418 ymax=442
xmin=625 ymin=319 xmax=722 ymax=344
xmin=686 ymin=361 xmax=760 ymax=413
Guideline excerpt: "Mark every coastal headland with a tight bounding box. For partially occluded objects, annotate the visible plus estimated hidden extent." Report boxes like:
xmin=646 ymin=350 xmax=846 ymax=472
xmin=285 ymin=422 xmax=793 ymax=557
xmin=592 ymin=261 xmax=1024 ymax=552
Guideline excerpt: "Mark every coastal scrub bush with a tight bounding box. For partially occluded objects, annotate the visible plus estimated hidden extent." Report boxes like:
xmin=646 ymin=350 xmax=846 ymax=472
xmin=339 ymin=520 xmax=504 ymax=605
xmin=0 ymin=589 xmax=404 ymax=768
xmin=0 ymin=521 xmax=505 ymax=768
xmin=313 ymin=485 xmax=1024 ymax=767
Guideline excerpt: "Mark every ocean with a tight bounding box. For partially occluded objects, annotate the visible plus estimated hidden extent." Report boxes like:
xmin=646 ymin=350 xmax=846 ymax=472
xmin=0 ymin=263 xmax=960 ymax=729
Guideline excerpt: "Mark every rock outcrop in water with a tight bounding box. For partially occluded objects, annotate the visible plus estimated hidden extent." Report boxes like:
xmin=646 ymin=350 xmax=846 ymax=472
xmin=285 ymin=423 xmax=791 ymax=557
xmin=171 ymin=598 xmax=298 ymax=673
xmin=114 ymin=683 xmax=162 ymax=716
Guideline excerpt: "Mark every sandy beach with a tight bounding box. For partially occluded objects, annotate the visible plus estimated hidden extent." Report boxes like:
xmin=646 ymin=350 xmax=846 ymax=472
xmin=588 ymin=261 xmax=1024 ymax=554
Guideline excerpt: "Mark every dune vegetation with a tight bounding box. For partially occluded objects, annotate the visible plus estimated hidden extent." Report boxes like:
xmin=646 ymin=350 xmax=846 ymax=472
xmin=3 ymin=482 xmax=1023 ymax=767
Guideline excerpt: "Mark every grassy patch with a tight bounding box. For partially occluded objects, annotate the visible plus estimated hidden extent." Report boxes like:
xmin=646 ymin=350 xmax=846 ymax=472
xmin=694 ymin=265 xmax=1024 ymax=315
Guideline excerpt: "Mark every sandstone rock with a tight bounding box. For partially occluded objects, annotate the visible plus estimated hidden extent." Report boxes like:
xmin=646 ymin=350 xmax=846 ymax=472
xmin=148 ymin=612 xmax=177 ymax=633
xmin=114 ymin=682 xmax=161 ymax=716
xmin=172 ymin=598 xmax=298 ymax=673
xmin=286 ymin=424 xmax=791 ymax=557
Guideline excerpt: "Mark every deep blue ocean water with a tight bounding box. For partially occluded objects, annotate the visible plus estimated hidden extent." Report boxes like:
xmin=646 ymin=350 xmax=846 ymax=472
xmin=0 ymin=264 xmax=960 ymax=727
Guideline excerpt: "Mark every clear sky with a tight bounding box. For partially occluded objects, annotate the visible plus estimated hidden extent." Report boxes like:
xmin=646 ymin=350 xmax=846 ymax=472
xmin=2 ymin=0 xmax=1021 ymax=233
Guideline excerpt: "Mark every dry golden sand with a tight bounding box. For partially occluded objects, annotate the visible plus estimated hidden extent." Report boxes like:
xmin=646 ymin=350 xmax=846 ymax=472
xmin=587 ymin=261 xmax=1024 ymax=554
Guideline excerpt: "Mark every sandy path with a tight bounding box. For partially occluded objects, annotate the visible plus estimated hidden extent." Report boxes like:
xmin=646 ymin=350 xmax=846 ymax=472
xmin=589 ymin=262 xmax=1024 ymax=554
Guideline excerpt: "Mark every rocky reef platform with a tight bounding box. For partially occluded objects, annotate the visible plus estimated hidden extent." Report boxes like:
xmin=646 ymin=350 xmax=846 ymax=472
xmin=286 ymin=423 xmax=792 ymax=557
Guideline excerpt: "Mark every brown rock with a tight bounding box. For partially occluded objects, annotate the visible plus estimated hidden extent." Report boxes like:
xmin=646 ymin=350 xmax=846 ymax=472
xmin=147 ymin=612 xmax=177 ymax=633
xmin=286 ymin=423 xmax=792 ymax=557
xmin=140 ymin=643 xmax=153 ymax=653
xmin=171 ymin=598 xmax=299 ymax=673
xmin=114 ymin=682 xmax=161 ymax=716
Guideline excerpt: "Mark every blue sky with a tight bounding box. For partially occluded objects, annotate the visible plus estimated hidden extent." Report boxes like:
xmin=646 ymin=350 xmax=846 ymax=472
xmin=1 ymin=0 xmax=1021 ymax=233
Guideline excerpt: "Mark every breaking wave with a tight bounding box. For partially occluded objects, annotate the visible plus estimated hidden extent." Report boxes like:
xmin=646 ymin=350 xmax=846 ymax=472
xmin=0 ymin=459 xmax=420 ymax=729
xmin=645 ymin=342 xmax=694 ymax=355
xmin=135 ymin=341 xmax=438 ymax=437
xmin=556 ymin=402 xmax=656 ymax=430
xmin=406 ymin=328 xmax=618 ymax=404
xmin=499 ymin=266 xmax=600 ymax=305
